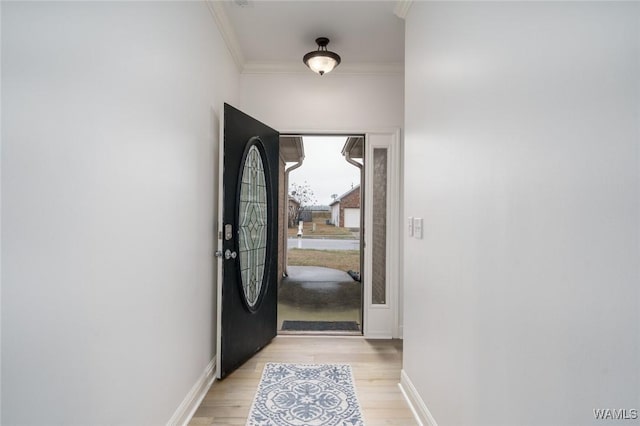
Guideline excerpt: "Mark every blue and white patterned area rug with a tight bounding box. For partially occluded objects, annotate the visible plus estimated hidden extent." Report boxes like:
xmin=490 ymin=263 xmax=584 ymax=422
xmin=246 ymin=363 xmax=365 ymax=426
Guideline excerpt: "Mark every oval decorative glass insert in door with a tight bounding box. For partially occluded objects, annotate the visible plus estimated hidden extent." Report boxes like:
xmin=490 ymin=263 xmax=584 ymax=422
xmin=238 ymin=142 xmax=268 ymax=309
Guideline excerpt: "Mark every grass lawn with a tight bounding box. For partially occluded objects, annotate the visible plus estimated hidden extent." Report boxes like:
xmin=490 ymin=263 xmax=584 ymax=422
xmin=287 ymin=248 xmax=360 ymax=272
xmin=287 ymin=219 xmax=356 ymax=239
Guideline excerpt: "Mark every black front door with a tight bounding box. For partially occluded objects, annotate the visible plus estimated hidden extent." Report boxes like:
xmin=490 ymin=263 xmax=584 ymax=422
xmin=217 ymin=104 xmax=279 ymax=379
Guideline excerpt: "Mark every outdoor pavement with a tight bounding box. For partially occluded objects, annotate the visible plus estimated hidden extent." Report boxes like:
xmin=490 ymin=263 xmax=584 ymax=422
xmin=287 ymin=238 xmax=360 ymax=251
xmin=278 ymin=266 xmax=361 ymax=310
xmin=285 ymin=265 xmax=352 ymax=281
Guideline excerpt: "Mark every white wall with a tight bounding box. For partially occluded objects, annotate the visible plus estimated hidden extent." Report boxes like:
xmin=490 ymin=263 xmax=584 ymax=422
xmin=1 ymin=2 xmax=238 ymax=424
xmin=240 ymin=72 xmax=403 ymax=132
xmin=0 ymin=1 xmax=3 ymax=419
xmin=331 ymin=203 xmax=340 ymax=226
xmin=403 ymin=2 xmax=639 ymax=425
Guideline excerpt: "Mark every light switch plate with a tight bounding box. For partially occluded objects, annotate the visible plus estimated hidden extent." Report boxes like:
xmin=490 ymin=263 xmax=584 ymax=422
xmin=408 ymin=217 xmax=414 ymax=237
xmin=414 ymin=218 xmax=423 ymax=239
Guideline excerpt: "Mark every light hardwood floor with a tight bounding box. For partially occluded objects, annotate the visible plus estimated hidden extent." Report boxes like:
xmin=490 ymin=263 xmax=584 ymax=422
xmin=189 ymin=336 xmax=418 ymax=426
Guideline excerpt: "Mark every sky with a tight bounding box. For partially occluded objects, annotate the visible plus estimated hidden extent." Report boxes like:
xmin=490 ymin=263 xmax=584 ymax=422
xmin=288 ymin=136 xmax=361 ymax=206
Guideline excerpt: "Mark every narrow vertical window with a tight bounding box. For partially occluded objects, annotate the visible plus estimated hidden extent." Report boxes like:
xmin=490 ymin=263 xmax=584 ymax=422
xmin=372 ymin=148 xmax=387 ymax=305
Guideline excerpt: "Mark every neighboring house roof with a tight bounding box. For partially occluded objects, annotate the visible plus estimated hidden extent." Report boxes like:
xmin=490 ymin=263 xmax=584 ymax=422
xmin=302 ymin=205 xmax=331 ymax=212
xmin=329 ymin=185 xmax=361 ymax=206
xmin=289 ymin=198 xmax=328 ymax=211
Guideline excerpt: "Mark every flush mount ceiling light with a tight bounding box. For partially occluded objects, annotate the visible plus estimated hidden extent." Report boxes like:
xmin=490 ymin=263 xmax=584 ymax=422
xmin=303 ymin=37 xmax=341 ymax=76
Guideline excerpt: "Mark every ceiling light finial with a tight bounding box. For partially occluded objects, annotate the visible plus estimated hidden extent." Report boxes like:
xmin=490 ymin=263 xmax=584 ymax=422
xmin=303 ymin=37 xmax=341 ymax=76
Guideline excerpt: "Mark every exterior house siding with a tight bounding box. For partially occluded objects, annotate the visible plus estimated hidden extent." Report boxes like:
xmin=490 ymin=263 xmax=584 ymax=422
xmin=330 ymin=186 xmax=361 ymax=228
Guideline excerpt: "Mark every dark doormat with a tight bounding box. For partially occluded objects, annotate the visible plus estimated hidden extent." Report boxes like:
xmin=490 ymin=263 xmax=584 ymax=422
xmin=281 ymin=320 xmax=360 ymax=332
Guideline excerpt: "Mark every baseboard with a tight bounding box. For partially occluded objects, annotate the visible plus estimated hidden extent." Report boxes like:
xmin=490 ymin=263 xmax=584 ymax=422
xmin=398 ymin=369 xmax=438 ymax=426
xmin=363 ymin=331 xmax=393 ymax=339
xmin=167 ymin=356 xmax=216 ymax=426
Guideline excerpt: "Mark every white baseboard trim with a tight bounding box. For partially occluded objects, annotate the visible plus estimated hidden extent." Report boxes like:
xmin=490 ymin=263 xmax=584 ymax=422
xmin=167 ymin=356 xmax=216 ymax=426
xmin=398 ymin=369 xmax=438 ymax=426
xmin=363 ymin=331 xmax=393 ymax=339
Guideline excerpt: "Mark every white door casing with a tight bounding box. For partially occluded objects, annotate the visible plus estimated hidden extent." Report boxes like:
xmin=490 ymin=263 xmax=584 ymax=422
xmin=256 ymin=128 xmax=403 ymax=339
xmin=363 ymin=130 xmax=401 ymax=339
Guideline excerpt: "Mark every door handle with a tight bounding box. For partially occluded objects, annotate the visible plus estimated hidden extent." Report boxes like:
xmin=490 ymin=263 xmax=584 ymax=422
xmin=215 ymin=249 xmax=237 ymax=260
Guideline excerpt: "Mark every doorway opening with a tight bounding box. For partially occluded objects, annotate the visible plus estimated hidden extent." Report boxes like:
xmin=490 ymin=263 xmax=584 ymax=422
xmin=277 ymin=135 xmax=364 ymax=334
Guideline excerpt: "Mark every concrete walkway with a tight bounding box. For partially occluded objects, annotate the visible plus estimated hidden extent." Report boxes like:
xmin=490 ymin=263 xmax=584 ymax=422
xmin=278 ymin=266 xmax=361 ymax=309
xmin=286 ymin=265 xmax=352 ymax=281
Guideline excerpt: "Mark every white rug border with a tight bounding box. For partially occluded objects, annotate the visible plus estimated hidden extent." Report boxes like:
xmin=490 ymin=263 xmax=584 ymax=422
xmin=246 ymin=362 xmax=366 ymax=426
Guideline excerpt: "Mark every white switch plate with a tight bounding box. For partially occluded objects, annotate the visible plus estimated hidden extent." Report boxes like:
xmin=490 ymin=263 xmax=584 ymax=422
xmin=408 ymin=217 xmax=414 ymax=237
xmin=414 ymin=218 xmax=423 ymax=239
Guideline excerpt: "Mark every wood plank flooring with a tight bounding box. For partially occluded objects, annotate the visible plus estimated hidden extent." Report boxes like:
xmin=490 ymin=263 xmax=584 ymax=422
xmin=189 ymin=336 xmax=417 ymax=426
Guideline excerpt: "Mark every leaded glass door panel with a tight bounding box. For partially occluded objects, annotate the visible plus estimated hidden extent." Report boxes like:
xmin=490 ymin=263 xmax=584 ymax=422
xmin=238 ymin=142 xmax=268 ymax=310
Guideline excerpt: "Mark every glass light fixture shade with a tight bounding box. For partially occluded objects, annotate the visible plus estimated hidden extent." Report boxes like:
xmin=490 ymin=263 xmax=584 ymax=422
xmin=304 ymin=53 xmax=340 ymax=75
xmin=303 ymin=37 xmax=341 ymax=75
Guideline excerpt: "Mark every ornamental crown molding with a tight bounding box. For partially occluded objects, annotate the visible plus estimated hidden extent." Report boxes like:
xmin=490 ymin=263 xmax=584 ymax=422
xmin=242 ymin=61 xmax=403 ymax=76
xmin=394 ymin=0 xmax=413 ymax=19
xmin=207 ymin=0 xmax=406 ymax=75
xmin=206 ymin=0 xmax=245 ymax=71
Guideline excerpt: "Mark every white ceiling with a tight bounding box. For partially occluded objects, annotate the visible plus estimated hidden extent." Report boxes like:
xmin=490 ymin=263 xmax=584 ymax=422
xmin=212 ymin=0 xmax=406 ymax=74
